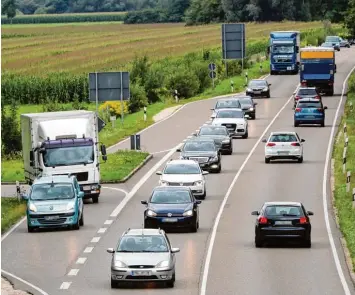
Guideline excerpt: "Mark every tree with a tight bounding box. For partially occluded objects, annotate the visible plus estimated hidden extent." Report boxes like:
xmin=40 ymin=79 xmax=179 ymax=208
xmin=344 ymin=0 xmax=355 ymax=36
xmin=2 ymin=0 xmax=17 ymax=23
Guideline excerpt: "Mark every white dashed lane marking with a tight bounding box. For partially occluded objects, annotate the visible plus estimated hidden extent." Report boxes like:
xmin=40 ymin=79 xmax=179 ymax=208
xmin=76 ymin=257 xmax=87 ymax=264
xmin=97 ymin=228 xmax=107 ymax=234
xmin=59 ymin=282 xmax=71 ymax=290
xmin=104 ymin=219 xmax=113 ymax=225
xmin=68 ymin=269 xmax=79 ymax=276
xmin=84 ymin=247 xmax=94 ymax=253
xmin=91 ymin=237 xmax=101 ymax=243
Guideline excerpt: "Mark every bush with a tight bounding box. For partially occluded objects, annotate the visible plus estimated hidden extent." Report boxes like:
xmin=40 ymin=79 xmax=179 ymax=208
xmin=128 ymin=83 xmax=148 ymax=113
xmin=99 ymin=101 xmax=129 ymax=118
xmin=167 ymin=68 xmax=200 ymax=99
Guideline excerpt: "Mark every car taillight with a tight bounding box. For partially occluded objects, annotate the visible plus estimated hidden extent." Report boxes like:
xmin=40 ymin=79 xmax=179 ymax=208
xmin=299 ymin=217 xmax=308 ymax=224
xmin=301 ymin=82 xmax=307 ymax=86
xmin=258 ymin=216 xmax=268 ymax=224
xmin=291 ymin=142 xmax=300 ymax=146
xmin=295 ymin=108 xmax=301 ymax=112
xmin=295 ymin=95 xmax=301 ymax=100
xmin=315 ymin=95 xmax=320 ymax=99
xmin=328 ymin=82 xmax=333 ymax=85
xmin=317 ymin=108 xmax=324 ymax=112
xmin=266 ymin=142 xmax=276 ymax=147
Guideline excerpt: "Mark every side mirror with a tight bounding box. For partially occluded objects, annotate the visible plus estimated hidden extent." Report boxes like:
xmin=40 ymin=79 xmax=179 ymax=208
xmin=251 ymin=210 xmax=259 ymax=216
xmin=29 ymin=151 xmax=34 ymax=167
xmin=268 ymin=83 xmax=272 ymax=86
xmin=171 ymin=248 xmax=180 ymax=253
xmin=107 ymin=248 xmax=115 ymax=253
xmin=202 ymin=171 xmax=209 ymax=175
xmin=21 ymin=194 xmax=28 ymax=200
xmin=301 ymin=139 xmax=305 ymax=142
xmin=102 ymin=155 xmax=107 ymax=162
xmin=324 ymin=106 xmax=328 ymax=109
xmin=261 ymin=139 xmax=267 ymax=143
xmin=156 ymin=171 xmax=162 ymax=175
xmin=195 ymin=200 xmax=202 ymax=205
xmin=254 ymin=102 xmax=258 ymax=106
xmin=78 ymin=191 xmax=84 ymax=198
xmin=244 ymin=114 xmax=250 ymax=118
xmin=307 ymin=211 xmax=314 ymax=216
xmin=210 ymin=115 xmax=216 ymax=119
xmin=210 ymin=108 xmax=214 ymax=111
xmin=100 ymin=144 xmax=107 ymax=156
xmin=192 ymin=133 xmax=197 ymax=136
xmin=141 ymin=200 xmax=148 ymax=205
xmin=176 ymin=148 xmax=181 ymax=152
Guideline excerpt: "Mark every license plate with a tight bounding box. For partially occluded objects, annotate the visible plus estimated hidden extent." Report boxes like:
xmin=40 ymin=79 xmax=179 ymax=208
xmin=132 ymin=270 xmax=151 ymax=276
xmin=162 ymin=218 xmax=178 ymax=222
xmin=287 ymin=66 xmax=292 ymax=70
xmin=275 ymin=221 xmax=292 ymax=225
xmin=277 ymin=151 xmax=289 ymax=155
xmin=226 ymin=124 xmax=232 ymax=127
xmin=306 ymin=116 xmax=315 ymax=118
xmin=254 ymin=91 xmax=261 ymax=94
xmin=44 ymin=215 xmax=59 ymax=220
xmin=83 ymin=185 xmax=91 ymax=190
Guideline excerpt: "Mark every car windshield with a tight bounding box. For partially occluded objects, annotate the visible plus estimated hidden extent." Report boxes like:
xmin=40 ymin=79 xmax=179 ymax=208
xmin=43 ymin=145 xmax=94 ymax=167
xmin=30 ymin=183 xmax=75 ymax=201
xmin=216 ymin=110 xmax=243 ymax=118
xmin=164 ymin=163 xmax=200 ymax=174
xmin=216 ymin=100 xmax=241 ymax=109
xmin=183 ymin=141 xmax=216 ymax=152
xmin=248 ymin=80 xmax=266 ymax=87
xmin=298 ymin=89 xmax=317 ymax=96
xmin=199 ymin=127 xmax=228 ymax=136
xmin=322 ymin=43 xmax=333 ymax=47
xmin=238 ymin=98 xmax=252 ymax=106
xmin=269 ymin=134 xmax=298 ymax=142
xmin=326 ymin=37 xmax=339 ymax=42
xmin=117 ymin=235 xmax=169 ymax=253
xmin=272 ymin=45 xmax=294 ymax=54
xmin=150 ymin=190 xmax=191 ymax=204
xmin=298 ymin=102 xmax=322 ymax=108
xmin=265 ymin=205 xmax=302 ymax=217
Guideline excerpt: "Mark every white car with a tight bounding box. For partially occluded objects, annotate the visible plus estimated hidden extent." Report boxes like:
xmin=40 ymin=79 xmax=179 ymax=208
xmin=211 ymin=108 xmax=249 ymax=138
xmin=262 ymin=131 xmax=305 ymax=163
xmin=156 ymin=159 xmax=208 ymax=199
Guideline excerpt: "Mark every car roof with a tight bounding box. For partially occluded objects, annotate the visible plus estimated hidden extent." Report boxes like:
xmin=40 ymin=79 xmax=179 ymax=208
xmin=298 ymin=98 xmax=322 ymax=103
xmin=166 ymin=159 xmax=199 ymax=165
xmin=264 ymin=201 xmax=302 ymax=206
xmin=124 ymin=228 xmax=165 ymax=236
xmin=33 ymin=175 xmax=74 ymax=185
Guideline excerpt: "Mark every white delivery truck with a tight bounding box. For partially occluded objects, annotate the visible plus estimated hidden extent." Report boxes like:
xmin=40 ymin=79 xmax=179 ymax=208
xmin=21 ymin=110 xmax=107 ymax=203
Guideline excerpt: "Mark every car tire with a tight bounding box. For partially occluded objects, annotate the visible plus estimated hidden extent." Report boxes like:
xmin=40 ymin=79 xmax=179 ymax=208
xmin=303 ymin=237 xmax=311 ymax=248
xmin=227 ymin=148 xmax=233 ymax=155
xmin=79 ymin=212 xmax=84 ymax=226
xmin=73 ymin=217 xmax=80 ymax=230
xmin=267 ymin=92 xmax=270 ymax=98
xmin=166 ymin=273 xmax=175 ymax=288
xmin=255 ymin=235 xmax=263 ymax=248
xmin=191 ymin=220 xmax=198 ymax=233
xmin=297 ymin=156 xmax=303 ymax=163
xmin=270 ymin=70 xmax=275 ymax=75
xmin=294 ymin=121 xmax=299 ymax=127
xmin=111 ymin=279 xmax=118 ymax=288
xmin=27 ymin=224 xmax=35 ymax=233
xmin=251 ymin=114 xmax=256 ymax=120
xmin=144 ymin=221 xmax=153 ymax=228
xmin=265 ymin=157 xmax=270 ymax=164
xmin=92 ymin=194 xmax=99 ymax=204
xmin=320 ymin=120 xmax=325 ymax=127
xmin=242 ymin=130 xmax=248 ymax=139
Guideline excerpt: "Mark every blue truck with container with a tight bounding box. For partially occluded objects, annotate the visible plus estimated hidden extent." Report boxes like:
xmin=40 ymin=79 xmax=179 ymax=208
xmin=268 ymin=31 xmax=300 ymax=75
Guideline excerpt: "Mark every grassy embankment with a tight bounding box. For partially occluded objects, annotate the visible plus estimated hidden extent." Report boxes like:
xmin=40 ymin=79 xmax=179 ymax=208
xmin=1 ymin=198 xmax=26 ymax=233
xmin=332 ymin=72 xmax=355 ymax=272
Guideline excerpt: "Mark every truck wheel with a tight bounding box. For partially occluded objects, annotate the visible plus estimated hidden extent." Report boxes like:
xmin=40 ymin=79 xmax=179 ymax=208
xmin=92 ymin=195 xmax=99 ymax=203
xmin=270 ymin=70 xmax=275 ymax=75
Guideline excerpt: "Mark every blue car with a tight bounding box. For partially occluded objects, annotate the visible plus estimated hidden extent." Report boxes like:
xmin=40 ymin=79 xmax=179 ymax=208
xmin=22 ymin=174 xmax=84 ymax=232
xmin=294 ymin=98 xmax=328 ymax=127
xmin=141 ymin=186 xmax=201 ymax=232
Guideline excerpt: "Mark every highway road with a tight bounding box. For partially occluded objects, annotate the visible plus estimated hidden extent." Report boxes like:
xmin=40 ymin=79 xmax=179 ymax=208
xmin=2 ymin=47 xmax=355 ymax=295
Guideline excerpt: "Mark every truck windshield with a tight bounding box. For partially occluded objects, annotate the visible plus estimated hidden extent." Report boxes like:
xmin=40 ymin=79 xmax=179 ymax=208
xmin=272 ymin=45 xmax=294 ymax=54
xmin=43 ymin=145 xmax=94 ymax=167
xmin=30 ymin=183 xmax=75 ymax=200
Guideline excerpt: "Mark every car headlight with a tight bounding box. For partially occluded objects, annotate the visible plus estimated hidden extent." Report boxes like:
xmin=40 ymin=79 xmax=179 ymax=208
xmin=29 ymin=203 xmax=37 ymax=212
xmin=183 ymin=210 xmax=193 ymax=217
xmin=91 ymin=185 xmax=99 ymax=190
xmin=211 ymin=155 xmax=218 ymax=161
xmin=66 ymin=201 xmax=75 ymax=211
xmin=263 ymin=87 xmax=268 ymax=91
xmin=160 ymin=180 xmax=169 ymax=186
xmin=193 ymin=180 xmax=203 ymax=186
xmin=249 ymin=107 xmax=254 ymax=111
xmin=114 ymin=260 xmax=127 ymax=268
xmin=147 ymin=210 xmax=157 ymax=217
xmin=156 ymin=260 xmax=170 ymax=268
xmin=247 ymin=88 xmax=252 ymax=92
xmin=222 ymin=139 xmax=230 ymax=144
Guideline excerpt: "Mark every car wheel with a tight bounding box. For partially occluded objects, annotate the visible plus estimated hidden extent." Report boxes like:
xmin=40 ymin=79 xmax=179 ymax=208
xmin=255 ymin=235 xmax=263 ymax=248
xmin=144 ymin=221 xmax=153 ymax=228
xmin=265 ymin=157 xmax=270 ymax=164
xmin=242 ymin=130 xmax=248 ymax=139
xmin=227 ymin=148 xmax=233 ymax=155
xmin=111 ymin=279 xmax=118 ymax=288
xmin=251 ymin=114 xmax=256 ymax=120
xmin=200 ymin=189 xmax=206 ymax=200
xmin=166 ymin=272 xmax=175 ymax=288
xmin=294 ymin=121 xmax=299 ymax=127
xmin=191 ymin=220 xmax=198 ymax=232
xmin=297 ymin=156 xmax=303 ymax=163
xmin=303 ymin=237 xmax=311 ymax=248
xmin=79 ymin=212 xmax=84 ymax=226
xmin=267 ymin=92 xmax=270 ymax=98
xmin=27 ymin=224 xmax=35 ymax=233
xmin=320 ymin=120 xmax=325 ymax=127
xmin=72 ymin=217 xmax=80 ymax=230
xmin=92 ymin=194 xmax=99 ymax=203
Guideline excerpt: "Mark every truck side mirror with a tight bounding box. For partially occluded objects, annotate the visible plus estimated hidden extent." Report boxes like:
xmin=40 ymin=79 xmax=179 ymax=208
xmin=100 ymin=144 xmax=107 ymax=156
xmin=267 ymin=46 xmax=270 ymax=54
xmin=29 ymin=151 xmax=34 ymax=167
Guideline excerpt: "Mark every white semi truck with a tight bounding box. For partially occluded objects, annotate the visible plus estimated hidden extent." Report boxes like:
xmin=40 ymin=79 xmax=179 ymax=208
xmin=21 ymin=110 xmax=107 ymax=203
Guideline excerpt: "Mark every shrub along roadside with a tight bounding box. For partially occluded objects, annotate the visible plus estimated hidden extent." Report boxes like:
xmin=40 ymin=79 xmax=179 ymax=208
xmin=1 ymin=150 xmax=150 ymax=183
xmin=332 ymin=72 xmax=355 ymax=272
xmin=1 ymin=198 xmax=26 ymax=233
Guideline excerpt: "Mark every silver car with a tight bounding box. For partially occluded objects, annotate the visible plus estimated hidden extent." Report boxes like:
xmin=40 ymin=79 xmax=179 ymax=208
xmin=107 ymin=228 xmax=180 ymax=288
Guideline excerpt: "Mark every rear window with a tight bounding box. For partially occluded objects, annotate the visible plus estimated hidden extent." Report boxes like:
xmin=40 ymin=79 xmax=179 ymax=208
xmin=269 ymin=134 xmax=297 ymax=142
xmin=265 ymin=205 xmax=303 ymax=217
xmin=298 ymin=102 xmax=322 ymax=108
xmin=298 ymin=89 xmax=317 ymax=95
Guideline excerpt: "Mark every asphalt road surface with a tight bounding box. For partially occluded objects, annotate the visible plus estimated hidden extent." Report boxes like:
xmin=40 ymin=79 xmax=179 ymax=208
xmin=2 ymin=47 xmax=355 ymax=295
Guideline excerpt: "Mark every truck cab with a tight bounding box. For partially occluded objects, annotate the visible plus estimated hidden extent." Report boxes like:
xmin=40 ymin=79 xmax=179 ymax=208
xmin=22 ymin=174 xmax=84 ymax=232
xmin=268 ymin=31 xmax=300 ymax=75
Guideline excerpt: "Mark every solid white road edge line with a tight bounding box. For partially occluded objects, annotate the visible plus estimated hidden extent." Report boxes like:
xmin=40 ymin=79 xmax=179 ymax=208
xmin=1 ymin=269 xmax=49 ymax=295
xmin=106 ymin=74 xmax=270 ymax=152
xmin=199 ymin=84 xmax=299 ymax=295
xmin=322 ymin=65 xmax=355 ymax=295
xmin=1 ymin=216 xmax=26 ymax=242
xmin=101 ymin=187 xmax=128 ymax=195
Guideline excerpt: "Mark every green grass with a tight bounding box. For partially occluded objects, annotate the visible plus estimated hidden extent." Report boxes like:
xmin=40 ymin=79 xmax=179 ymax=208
xmin=1 ymin=198 xmax=27 ymax=233
xmin=332 ymin=72 xmax=355 ymax=271
xmin=1 ymin=150 xmax=149 ymax=183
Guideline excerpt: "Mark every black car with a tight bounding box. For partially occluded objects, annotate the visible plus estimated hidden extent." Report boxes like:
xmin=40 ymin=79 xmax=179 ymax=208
xmin=246 ymin=79 xmax=271 ymax=98
xmin=177 ymin=138 xmax=221 ymax=173
xmin=235 ymin=96 xmax=257 ymax=119
xmin=210 ymin=98 xmax=242 ymax=119
xmin=293 ymin=87 xmax=321 ymax=107
xmin=251 ymin=201 xmax=313 ymax=248
xmin=142 ymin=186 xmax=201 ymax=232
xmin=193 ymin=125 xmax=233 ymax=155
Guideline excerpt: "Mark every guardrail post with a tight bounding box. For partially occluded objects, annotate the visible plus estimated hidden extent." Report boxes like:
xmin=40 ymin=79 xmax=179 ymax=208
xmin=174 ymin=90 xmax=179 ymax=103
xmin=230 ymin=80 xmax=234 ymax=92
xmin=346 ymin=171 xmax=351 ymax=193
xmin=344 ymin=123 xmax=347 ymax=134
xmin=345 ymin=137 xmax=348 ymax=147
xmin=16 ymin=181 xmax=20 ymax=201
xmin=259 ymin=63 xmax=263 ymax=73
xmin=143 ymin=106 xmax=147 ymax=122
xmin=350 ymin=101 xmax=353 ymax=112
xmin=343 ymin=150 xmax=347 ymax=174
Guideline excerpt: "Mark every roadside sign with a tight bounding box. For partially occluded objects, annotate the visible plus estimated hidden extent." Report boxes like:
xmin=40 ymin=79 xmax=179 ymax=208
xmin=208 ymin=63 xmax=216 ymax=71
xmin=209 ymin=71 xmax=217 ymax=79
xmin=98 ymin=117 xmax=106 ymax=132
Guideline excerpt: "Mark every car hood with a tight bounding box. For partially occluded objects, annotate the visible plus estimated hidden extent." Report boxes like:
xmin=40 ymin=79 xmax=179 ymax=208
xmin=161 ymin=174 xmax=203 ymax=182
xmin=181 ymin=151 xmax=217 ymax=158
xmin=240 ymin=103 xmax=253 ymax=110
xmin=197 ymin=135 xmax=230 ymax=142
xmin=148 ymin=203 xmax=193 ymax=213
xmin=29 ymin=199 xmax=74 ymax=212
xmin=114 ymin=252 xmax=170 ymax=266
xmin=212 ymin=118 xmax=246 ymax=125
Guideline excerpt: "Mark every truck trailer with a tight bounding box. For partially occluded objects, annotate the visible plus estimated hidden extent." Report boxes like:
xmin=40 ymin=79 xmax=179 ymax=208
xmin=21 ymin=110 xmax=107 ymax=203
xmin=299 ymin=47 xmax=336 ymax=96
xmin=268 ymin=31 xmax=301 ymax=75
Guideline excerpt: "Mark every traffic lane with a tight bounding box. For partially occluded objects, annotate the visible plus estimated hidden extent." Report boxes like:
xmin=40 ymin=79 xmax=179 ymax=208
xmin=1 ymin=188 xmax=127 ymax=293
xmin=204 ymin=77 xmax=355 ymax=294
xmin=63 ymin=107 xmax=300 ymax=295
